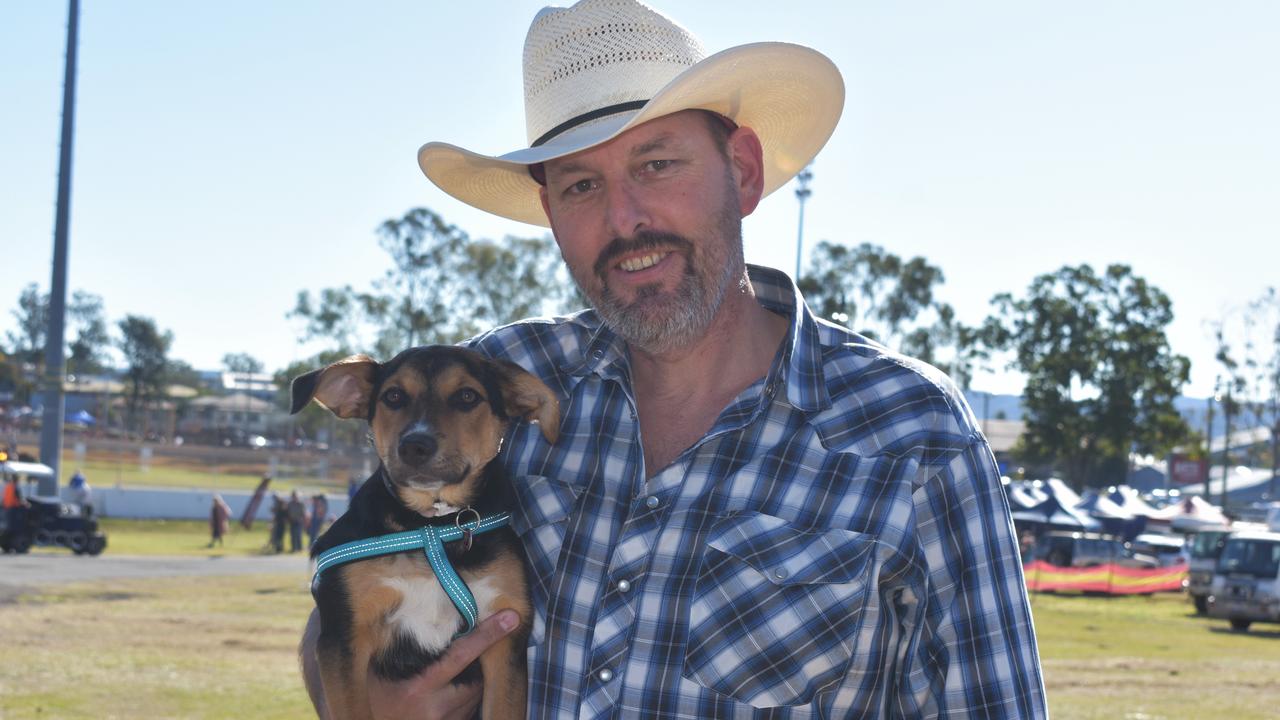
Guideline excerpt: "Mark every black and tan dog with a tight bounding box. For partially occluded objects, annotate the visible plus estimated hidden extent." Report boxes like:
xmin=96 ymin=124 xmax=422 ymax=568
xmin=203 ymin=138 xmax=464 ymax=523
xmin=291 ymin=345 xmax=558 ymax=720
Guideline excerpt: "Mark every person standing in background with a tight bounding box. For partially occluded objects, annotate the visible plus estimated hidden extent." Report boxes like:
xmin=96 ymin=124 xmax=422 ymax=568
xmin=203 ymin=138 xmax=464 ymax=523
xmin=306 ymin=493 xmax=329 ymax=549
xmin=208 ymin=493 xmax=232 ymax=548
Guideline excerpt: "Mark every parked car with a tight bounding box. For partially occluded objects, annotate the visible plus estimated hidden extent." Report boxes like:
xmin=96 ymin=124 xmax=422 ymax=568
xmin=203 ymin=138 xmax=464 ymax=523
xmin=1033 ymin=531 xmax=1160 ymax=569
xmin=1 ymin=460 xmax=107 ymax=556
xmin=1130 ymin=533 xmax=1188 ymax=567
xmin=1207 ymin=530 xmax=1280 ymax=632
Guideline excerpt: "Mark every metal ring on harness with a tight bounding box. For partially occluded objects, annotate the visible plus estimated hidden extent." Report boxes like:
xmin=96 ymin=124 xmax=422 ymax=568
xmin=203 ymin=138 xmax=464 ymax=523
xmin=455 ymin=506 xmax=481 ymax=552
xmin=454 ymin=506 xmax=481 ymax=531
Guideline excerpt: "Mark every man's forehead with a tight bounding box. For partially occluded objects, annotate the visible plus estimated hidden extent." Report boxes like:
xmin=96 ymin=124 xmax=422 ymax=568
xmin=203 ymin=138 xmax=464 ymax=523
xmin=544 ymin=111 xmax=706 ymax=175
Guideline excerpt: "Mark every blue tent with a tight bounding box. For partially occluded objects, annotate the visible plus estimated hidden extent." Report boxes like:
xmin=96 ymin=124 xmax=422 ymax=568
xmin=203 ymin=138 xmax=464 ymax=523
xmin=1010 ymin=494 xmax=1101 ymax=531
xmin=67 ymin=410 xmax=96 ymax=426
xmin=1077 ymin=490 xmax=1146 ymax=540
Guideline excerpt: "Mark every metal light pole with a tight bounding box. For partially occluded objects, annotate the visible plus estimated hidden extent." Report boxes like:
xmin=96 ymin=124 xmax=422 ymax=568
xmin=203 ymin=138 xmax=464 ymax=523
xmin=794 ymin=165 xmax=813 ymax=281
xmin=38 ymin=0 xmax=81 ymax=495
xmin=1204 ymin=376 xmax=1218 ymax=488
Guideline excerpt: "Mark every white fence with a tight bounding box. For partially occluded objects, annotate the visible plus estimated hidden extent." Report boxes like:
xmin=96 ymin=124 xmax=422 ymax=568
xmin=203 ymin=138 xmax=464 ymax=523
xmin=63 ymin=486 xmax=350 ymax=522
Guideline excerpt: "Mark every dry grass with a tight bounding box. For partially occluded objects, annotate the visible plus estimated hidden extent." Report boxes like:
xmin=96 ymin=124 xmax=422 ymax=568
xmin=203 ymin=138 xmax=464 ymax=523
xmin=2 ymin=559 xmax=1278 ymax=718
xmin=1032 ymin=591 xmax=1280 ymax=719
xmin=0 ymin=574 xmax=314 ymax=719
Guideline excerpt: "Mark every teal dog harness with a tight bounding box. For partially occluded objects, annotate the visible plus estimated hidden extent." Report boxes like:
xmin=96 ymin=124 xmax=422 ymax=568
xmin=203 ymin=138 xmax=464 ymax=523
xmin=311 ymin=509 xmax=511 ymax=635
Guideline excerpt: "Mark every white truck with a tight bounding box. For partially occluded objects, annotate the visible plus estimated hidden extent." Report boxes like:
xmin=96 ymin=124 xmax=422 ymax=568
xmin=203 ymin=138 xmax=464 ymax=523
xmin=1206 ymin=529 xmax=1280 ymax=632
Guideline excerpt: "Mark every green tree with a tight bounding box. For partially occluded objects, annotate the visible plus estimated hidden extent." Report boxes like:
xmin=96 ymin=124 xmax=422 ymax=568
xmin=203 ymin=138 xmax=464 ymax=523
xmin=1252 ymin=288 xmax=1280 ymax=488
xmin=7 ymin=286 xmax=112 ymax=383
xmin=798 ymin=240 xmax=981 ymax=384
xmin=68 ymin=291 xmax=111 ymax=378
xmin=222 ymin=352 xmax=265 ymax=375
xmin=116 ymin=315 xmax=173 ymax=434
xmin=1213 ymin=287 xmax=1280 ymax=493
xmin=985 ymin=264 xmax=1191 ymax=489
xmin=291 ymin=207 xmax=574 ymax=358
xmin=6 ymin=283 xmax=48 ymax=367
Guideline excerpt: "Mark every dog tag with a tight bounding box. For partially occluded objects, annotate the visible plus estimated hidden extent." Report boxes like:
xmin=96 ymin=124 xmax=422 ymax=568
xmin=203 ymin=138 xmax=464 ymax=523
xmin=460 ymin=529 xmax=474 ymax=553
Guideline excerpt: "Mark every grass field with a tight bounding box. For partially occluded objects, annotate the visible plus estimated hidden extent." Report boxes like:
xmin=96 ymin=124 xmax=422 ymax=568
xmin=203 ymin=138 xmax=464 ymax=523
xmin=5 ymin=521 xmax=1280 ymax=718
xmin=69 ymin=456 xmax=343 ymax=495
xmin=24 ymin=518 xmax=310 ymax=557
xmin=1029 ymin=591 xmax=1280 ymax=718
xmin=0 ymin=574 xmax=314 ymax=719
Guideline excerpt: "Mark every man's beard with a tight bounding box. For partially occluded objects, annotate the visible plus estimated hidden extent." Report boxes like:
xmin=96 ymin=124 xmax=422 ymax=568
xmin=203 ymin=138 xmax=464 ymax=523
xmin=572 ymin=191 xmax=745 ymax=355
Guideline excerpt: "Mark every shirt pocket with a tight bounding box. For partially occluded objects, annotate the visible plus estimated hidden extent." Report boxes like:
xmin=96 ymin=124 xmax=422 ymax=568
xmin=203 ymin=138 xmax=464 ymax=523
xmin=684 ymin=512 xmax=877 ymax=708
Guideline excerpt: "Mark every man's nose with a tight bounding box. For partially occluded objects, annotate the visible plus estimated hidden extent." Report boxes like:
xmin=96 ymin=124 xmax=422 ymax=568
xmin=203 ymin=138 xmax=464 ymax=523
xmin=603 ymin=179 xmax=650 ymax=239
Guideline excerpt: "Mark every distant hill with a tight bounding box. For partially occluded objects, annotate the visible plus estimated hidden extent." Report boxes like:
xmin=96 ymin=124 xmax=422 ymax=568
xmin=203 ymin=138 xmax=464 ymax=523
xmin=963 ymin=391 xmax=1267 ymax=440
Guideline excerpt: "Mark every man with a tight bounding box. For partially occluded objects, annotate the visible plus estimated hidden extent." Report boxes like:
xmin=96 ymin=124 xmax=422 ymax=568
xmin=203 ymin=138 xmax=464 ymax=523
xmin=2 ymin=473 xmax=29 ymax=549
xmin=287 ymin=490 xmax=307 ymax=553
xmin=303 ymin=1 xmax=1047 ymax=717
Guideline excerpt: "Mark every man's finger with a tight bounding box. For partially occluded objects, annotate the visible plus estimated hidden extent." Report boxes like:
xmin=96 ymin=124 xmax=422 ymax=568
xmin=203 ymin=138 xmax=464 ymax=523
xmin=430 ymin=609 xmax=521 ymax=679
xmin=365 ymin=610 xmax=520 ymax=720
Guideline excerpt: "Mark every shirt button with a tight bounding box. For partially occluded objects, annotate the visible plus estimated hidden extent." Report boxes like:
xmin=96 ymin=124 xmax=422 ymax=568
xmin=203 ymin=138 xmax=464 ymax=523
xmin=773 ymin=568 xmax=789 ymax=581
xmin=592 ymin=349 xmax=605 ymax=359
xmin=597 ymin=668 xmax=614 ymax=682
xmin=617 ymin=579 xmax=631 ymax=593
xmin=645 ymin=496 xmax=660 ymax=509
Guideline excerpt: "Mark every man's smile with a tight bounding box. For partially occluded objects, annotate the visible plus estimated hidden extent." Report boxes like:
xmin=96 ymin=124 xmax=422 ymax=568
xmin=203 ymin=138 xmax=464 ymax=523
xmin=618 ymin=251 xmax=670 ymax=273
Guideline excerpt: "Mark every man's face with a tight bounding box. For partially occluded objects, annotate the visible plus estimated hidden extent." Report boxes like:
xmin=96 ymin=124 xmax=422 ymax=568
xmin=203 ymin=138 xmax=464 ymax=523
xmin=539 ymin=111 xmax=747 ymax=354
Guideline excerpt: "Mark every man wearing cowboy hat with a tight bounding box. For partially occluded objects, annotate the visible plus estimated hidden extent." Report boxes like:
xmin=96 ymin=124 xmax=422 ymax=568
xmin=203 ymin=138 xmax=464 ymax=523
xmin=303 ymin=1 xmax=1047 ymax=717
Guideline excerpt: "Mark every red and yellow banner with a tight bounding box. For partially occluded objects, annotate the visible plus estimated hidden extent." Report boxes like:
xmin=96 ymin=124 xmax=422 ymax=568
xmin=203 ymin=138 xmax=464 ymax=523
xmin=1023 ymin=560 xmax=1186 ymax=594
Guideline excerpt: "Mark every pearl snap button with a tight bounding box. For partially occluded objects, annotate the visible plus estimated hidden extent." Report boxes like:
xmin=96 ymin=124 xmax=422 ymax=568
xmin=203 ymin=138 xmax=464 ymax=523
xmin=773 ymin=568 xmax=789 ymax=581
xmin=597 ymin=668 xmax=614 ymax=682
xmin=617 ymin=579 xmax=632 ymax=593
xmin=645 ymin=496 xmax=660 ymax=509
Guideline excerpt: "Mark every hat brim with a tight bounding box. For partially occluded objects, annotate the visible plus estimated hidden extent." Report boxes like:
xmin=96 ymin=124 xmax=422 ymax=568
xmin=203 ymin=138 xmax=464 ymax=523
xmin=418 ymin=42 xmax=845 ymax=228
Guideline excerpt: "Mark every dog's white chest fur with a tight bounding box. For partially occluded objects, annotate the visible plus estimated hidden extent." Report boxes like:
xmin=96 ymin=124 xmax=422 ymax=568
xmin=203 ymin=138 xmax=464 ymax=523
xmin=381 ymin=557 xmax=504 ymax=654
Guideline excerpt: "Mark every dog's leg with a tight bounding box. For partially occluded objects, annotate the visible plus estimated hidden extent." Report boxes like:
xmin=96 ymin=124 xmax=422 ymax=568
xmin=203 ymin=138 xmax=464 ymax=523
xmin=318 ymin=639 xmax=374 ymax=720
xmin=478 ymin=629 xmax=528 ymax=720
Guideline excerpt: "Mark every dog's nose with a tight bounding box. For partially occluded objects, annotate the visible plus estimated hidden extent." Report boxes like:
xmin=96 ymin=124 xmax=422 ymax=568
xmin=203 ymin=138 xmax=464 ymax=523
xmin=398 ymin=431 xmax=438 ymax=467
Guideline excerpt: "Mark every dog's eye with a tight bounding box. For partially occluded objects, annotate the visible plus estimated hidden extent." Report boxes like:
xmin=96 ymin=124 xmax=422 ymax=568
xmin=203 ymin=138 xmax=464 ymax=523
xmin=449 ymin=388 xmax=482 ymax=411
xmin=381 ymin=388 xmax=408 ymax=409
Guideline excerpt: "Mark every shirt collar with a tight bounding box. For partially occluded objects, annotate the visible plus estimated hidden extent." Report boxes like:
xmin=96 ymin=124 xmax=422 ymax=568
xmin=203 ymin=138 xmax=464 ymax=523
xmin=747 ymin=265 xmax=831 ymax=413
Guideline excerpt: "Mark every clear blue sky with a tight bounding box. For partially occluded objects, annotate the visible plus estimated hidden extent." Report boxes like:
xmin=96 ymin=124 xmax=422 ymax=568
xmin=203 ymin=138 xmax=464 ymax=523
xmin=3 ymin=1 xmax=1277 ymax=398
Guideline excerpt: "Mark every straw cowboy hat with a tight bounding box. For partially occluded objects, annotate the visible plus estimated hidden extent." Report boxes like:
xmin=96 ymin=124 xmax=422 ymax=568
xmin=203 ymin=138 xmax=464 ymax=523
xmin=418 ymin=0 xmax=845 ymax=227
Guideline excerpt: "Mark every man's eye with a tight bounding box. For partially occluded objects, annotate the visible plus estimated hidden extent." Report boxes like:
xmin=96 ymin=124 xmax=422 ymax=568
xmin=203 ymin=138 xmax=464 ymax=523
xmin=381 ymin=388 xmax=407 ymax=409
xmin=646 ymin=159 xmax=672 ymax=172
xmin=565 ymin=179 xmax=596 ymax=196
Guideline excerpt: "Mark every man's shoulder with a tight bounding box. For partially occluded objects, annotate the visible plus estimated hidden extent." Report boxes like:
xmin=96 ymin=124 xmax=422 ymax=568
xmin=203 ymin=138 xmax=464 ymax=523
xmin=811 ymin=322 xmax=981 ymax=457
xmin=466 ymin=311 xmax=598 ymax=374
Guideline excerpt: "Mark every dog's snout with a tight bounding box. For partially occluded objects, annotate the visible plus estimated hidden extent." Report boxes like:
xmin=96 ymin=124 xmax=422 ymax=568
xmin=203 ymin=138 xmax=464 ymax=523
xmin=398 ymin=430 xmax=439 ymax=467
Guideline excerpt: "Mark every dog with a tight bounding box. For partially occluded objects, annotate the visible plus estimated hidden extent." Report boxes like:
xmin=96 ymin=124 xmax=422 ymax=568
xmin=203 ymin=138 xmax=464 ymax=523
xmin=291 ymin=345 xmax=559 ymax=720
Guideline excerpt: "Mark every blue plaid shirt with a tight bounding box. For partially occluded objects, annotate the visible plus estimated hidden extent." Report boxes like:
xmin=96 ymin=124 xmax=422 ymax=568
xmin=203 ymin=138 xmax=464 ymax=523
xmin=472 ymin=265 xmax=1047 ymax=719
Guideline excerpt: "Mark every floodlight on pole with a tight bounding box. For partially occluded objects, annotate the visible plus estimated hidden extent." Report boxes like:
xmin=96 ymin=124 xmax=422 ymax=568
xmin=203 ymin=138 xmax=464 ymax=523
xmin=794 ymin=165 xmax=813 ymax=282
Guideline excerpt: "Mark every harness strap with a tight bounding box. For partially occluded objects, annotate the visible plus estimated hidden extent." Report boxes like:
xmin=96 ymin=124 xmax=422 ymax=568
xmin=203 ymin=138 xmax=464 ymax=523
xmin=311 ymin=511 xmax=510 ymax=635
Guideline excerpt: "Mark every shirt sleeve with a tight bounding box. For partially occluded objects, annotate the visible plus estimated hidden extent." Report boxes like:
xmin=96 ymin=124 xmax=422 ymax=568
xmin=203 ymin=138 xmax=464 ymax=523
xmin=900 ymin=436 xmax=1048 ymax=718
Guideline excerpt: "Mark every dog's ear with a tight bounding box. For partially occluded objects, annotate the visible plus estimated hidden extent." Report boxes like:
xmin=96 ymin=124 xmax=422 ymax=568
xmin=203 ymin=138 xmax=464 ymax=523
xmin=494 ymin=359 xmax=560 ymax=444
xmin=290 ymin=354 xmax=378 ymax=419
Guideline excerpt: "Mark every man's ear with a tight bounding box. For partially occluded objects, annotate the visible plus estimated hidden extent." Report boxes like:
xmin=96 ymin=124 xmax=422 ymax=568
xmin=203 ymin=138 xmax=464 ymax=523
xmin=290 ymin=355 xmax=378 ymax=419
xmin=727 ymin=126 xmax=765 ymax=217
xmin=538 ymin=185 xmax=554 ymax=226
xmin=495 ymin=359 xmax=560 ymax=443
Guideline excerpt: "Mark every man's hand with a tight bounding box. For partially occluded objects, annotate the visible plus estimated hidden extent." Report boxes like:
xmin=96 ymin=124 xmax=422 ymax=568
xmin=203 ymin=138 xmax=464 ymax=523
xmin=301 ymin=608 xmax=521 ymax=720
